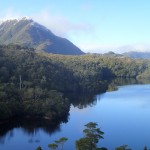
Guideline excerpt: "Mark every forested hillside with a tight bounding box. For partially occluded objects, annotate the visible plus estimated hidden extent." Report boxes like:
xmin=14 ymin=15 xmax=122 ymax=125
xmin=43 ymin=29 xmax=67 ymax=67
xmin=0 ymin=44 xmax=150 ymax=121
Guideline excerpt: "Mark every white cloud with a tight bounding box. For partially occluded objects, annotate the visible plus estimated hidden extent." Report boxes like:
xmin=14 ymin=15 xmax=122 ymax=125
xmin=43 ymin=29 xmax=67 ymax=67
xmin=79 ymin=43 xmax=150 ymax=54
xmin=0 ymin=9 xmax=95 ymax=53
xmin=0 ymin=8 xmax=93 ymax=38
xmin=119 ymin=43 xmax=150 ymax=53
xmin=0 ymin=8 xmax=22 ymax=21
xmin=2 ymin=8 xmax=150 ymax=54
xmin=79 ymin=44 xmax=119 ymax=54
xmin=31 ymin=10 xmax=93 ymax=38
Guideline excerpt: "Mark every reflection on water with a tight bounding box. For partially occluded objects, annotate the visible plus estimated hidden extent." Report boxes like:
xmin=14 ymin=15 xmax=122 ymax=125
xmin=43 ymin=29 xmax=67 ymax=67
xmin=0 ymin=116 xmax=68 ymax=145
xmin=67 ymin=92 xmax=99 ymax=109
xmin=0 ymin=78 xmax=150 ymax=150
xmin=107 ymin=78 xmax=150 ymax=92
xmin=69 ymin=78 xmax=150 ymax=109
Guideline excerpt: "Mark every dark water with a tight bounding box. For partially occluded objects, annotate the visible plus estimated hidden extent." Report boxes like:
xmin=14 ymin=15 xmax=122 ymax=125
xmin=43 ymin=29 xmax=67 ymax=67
xmin=0 ymin=79 xmax=150 ymax=150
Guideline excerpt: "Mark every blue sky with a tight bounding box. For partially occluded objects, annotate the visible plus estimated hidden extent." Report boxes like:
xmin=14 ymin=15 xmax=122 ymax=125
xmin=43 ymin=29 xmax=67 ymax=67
xmin=0 ymin=0 xmax=150 ymax=53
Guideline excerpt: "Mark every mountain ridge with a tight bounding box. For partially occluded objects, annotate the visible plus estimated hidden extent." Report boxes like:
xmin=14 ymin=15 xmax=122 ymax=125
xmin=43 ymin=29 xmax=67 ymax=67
xmin=123 ymin=51 xmax=150 ymax=59
xmin=0 ymin=17 xmax=84 ymax=55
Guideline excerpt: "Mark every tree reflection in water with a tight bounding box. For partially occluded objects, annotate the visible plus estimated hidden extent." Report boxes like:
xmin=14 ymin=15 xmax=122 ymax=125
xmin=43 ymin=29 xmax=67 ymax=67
xmin=0 ymin=115 xmax=69 ymax=144
xmin=0 ymin=78 xmax=150 ymax=147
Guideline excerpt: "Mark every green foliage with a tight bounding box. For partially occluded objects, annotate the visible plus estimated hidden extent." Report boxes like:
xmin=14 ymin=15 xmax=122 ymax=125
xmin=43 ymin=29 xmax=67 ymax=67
xmin=76 ymin=137 xmax=92 ymax=150
xmin=48 ymin=143 xmax=58 ymax=150
xmin=143 ymin=146 xmax=147 ymax=150
xmin=76 ymin=122 xmax=104 ymax=150
xmin=96 ymin=148 xmax=108 ymax=150
xmin=0 ymin=44 xmax=150 ymax=121
xmin=55 ymin=137 xmax=68 ymax=150
xmin=35 ymin=146 xmax=42 ymax=150
xmin=115 ymin=145 xmax=131 ymax=150
xmin=48 ymin=137 xmax=68 ymax=150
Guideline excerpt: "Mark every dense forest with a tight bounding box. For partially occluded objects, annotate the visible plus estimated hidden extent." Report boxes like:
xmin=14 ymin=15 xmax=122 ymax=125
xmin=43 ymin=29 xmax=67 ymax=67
xmin=0 ymin=44 xmax=150 ymax=121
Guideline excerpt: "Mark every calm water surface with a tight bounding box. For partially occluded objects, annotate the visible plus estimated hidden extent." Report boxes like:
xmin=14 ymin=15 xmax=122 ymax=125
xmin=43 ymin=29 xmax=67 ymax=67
xmin=0 ymin=83 xmax=150 ymax=150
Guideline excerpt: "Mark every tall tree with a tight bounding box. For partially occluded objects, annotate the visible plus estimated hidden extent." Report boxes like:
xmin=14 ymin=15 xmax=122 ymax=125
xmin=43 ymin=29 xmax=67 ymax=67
xmin=55 ymin=137 xmax=68 ymax=150
xmin=48 ymin=143 xmax=58 ymax=150
xmin=76 ymin=122 xmax=104 ymax=150
xmin=143 ymin=146 xmax=147 ymax=150
xmin=35 ymin=146 xmax=42 ymax=150
xmin=115 ymin=145 xmax=131 ymax=150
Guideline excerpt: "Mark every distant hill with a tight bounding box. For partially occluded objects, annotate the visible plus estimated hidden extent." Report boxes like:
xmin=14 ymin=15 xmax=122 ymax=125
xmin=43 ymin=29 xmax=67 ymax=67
xmin=123 ymin=51 xmax=150 ymax=59
xmin=103 ymin=51 xmax=125 ymax=58
xmin=0 ymin=17 xmax=84 ymax=55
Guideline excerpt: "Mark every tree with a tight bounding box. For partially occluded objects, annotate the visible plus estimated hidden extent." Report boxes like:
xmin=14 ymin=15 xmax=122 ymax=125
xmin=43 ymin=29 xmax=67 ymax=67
xmin=143 ymin=146 xmax=147 ymax=150
xmin=48 ymin=143 xmax=58 ymax=150
xmin=76 ymin=137 xmax=92 ymax=150
xmin=35 ymin=146 xmax=42 ymax=150
xmin=96 ymin=148 xmax=107 ymax=150
xmin=76 ymin=122 xmax=104 ymax=150
xmin=55 ymin=137 xmax=68 ymax=150
xmin=115 ymin=145 xmax=132 ymax=150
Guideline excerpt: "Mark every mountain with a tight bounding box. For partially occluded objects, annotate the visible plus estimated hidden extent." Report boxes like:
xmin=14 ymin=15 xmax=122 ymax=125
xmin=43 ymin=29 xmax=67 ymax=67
xmin=0 ymin=17 xmax=84 ymax=55
xmin=123 ymin=51 xmax=150 ymax=59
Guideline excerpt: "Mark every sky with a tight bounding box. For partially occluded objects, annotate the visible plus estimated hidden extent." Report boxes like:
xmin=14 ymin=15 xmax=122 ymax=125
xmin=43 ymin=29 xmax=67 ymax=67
xmin=0 ymin=0 xmax=150 ymax=53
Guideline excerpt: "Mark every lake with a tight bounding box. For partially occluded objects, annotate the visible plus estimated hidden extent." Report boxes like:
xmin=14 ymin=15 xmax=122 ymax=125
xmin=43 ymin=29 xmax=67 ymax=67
xmin=0 ymin=80 xmax=150 ymax=150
